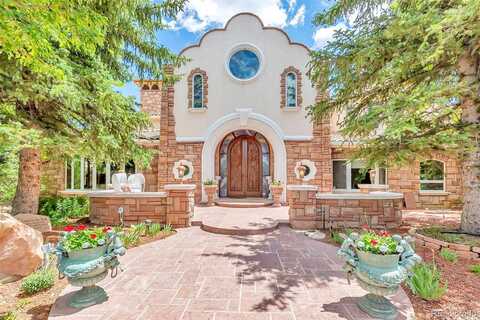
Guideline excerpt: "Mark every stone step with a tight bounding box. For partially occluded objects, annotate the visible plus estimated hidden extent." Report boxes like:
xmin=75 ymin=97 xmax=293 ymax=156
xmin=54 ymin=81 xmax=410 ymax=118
xmin=215 ymin=198 xmax=273 ymax=208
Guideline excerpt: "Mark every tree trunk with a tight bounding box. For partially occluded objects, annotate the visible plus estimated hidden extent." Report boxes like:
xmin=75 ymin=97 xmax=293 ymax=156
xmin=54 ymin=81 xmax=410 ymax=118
xmin=459 ymin=52 xmax=480 ymax=235
xmin=11 ymin=148 xmax=41 ymax=216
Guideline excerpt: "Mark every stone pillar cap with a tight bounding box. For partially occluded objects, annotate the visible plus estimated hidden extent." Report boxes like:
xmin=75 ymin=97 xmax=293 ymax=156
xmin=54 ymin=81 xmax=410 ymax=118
xmin=164 ymin=184 xmax=196 ymax=191
xmin=286 ymin=184 xmax=318 ymax=191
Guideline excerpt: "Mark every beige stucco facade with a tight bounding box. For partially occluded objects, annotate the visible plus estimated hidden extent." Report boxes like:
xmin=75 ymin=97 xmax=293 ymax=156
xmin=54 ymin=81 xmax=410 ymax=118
xmin=42 ymin=13 xmax=463 ymax=211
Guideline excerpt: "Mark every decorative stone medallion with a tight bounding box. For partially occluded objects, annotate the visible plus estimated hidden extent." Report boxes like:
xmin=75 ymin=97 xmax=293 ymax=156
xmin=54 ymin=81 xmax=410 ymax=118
xmin=173 ymin=160 xmax=194 ymax=181
xmin=294 ymin=159 xmax=317 ymax=182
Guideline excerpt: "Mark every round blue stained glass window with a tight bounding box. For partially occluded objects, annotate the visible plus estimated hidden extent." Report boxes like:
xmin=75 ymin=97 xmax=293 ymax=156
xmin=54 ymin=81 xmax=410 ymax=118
xmin=228 ymin=49 xmax=260 ymax=80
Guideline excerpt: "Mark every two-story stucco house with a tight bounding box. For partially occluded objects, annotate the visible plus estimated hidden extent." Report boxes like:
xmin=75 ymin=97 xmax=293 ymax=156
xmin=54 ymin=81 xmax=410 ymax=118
xmin=43 ymin=13 xmax=463 ymax=213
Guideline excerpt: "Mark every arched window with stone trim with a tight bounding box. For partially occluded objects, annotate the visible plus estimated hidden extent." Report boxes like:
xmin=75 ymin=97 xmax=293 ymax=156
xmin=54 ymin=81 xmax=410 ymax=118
xmin=420 ymin=160 xmax=445 ymax=191
xmin=192 ymin=74 xmax=203 ymax=109
xmin=280 ymin=66 xmax=302 ymax=109
xmin=188 ymin=68 xmax=208 ymax=110
xmin=286 ymin=72 xmax=297 ymax=108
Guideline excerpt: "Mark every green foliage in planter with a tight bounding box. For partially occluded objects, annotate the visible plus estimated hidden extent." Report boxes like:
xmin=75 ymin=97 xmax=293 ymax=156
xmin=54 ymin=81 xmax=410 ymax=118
xmin=270 ymin=180 xmax=282 ymax=187
xmin=469 ymin=264 xmax=480 ymax=275
xmin=39 ymin=196 xmax=89 ymax=227
xmin=439 ymin=248 xmax=458 ymax=263
xmin=20 ymin=268 xmax=55 ymax=295
xmin=203 ymin=179 xmax=217 ymax=186
xmin=61 ymin=225 xmax=107 ymax=252
xmin=407 ymin=263 xmax=447 ymax=301
xmin=356 ymin=231 xmax=399 ymax=255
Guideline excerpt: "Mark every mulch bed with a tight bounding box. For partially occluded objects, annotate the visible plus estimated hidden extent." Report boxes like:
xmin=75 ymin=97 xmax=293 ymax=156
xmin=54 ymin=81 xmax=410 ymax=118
xmin=321 ymin=211 xmax=480 ymax=320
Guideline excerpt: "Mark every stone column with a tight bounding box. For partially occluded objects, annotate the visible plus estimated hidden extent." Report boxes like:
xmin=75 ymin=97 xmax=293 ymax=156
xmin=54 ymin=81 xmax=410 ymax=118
xmin=287 ymin=185 xmax=320 ymax=229
xmin=164 ymin=184 xmax=196 ymax=228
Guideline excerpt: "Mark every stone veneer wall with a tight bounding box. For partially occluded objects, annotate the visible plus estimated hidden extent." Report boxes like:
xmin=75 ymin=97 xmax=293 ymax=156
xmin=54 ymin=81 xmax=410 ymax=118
xmin=288 ymin=188 xmax=403 ymax=230
xmin=158 ymin=67 xmax=204 ymax=202
xmin=90 ymin=196 xmax=167 ymax=226
xmin=89 ymin=187 xmax=195 ymax=228
xmin=288 ymin=188 xmax=320 ymax=229
xmin=286 ymin=118 xmax=333 ymax=193
xmin=40 ymin=159 xmax=64 ymax=196
xmin=332 ymin=148 xmax=463 ymax=209
xmin=318 ymin=198 xmax=403 ymax=229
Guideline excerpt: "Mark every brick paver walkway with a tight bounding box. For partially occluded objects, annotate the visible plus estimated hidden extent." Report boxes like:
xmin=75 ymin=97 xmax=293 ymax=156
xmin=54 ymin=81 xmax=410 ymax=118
xmin=49 ymin=226 xmax=414 ymax=320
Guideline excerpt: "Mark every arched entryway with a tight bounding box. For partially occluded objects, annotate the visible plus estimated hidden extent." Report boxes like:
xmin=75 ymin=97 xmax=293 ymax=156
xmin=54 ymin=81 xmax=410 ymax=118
xmin=217 ymin=130 xmax=271 ymax=198
xmin=201 ymin=110 xmax=287 ymax=203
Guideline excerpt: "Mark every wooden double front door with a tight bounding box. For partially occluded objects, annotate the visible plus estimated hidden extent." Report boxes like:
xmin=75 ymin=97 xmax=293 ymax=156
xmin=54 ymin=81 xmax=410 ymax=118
xmin=228 ymin=136 xmax=262 ymax=197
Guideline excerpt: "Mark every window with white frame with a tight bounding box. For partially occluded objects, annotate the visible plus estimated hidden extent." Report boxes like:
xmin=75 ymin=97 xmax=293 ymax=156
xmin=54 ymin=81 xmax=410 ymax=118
xmin=65 ymin=157 xmax=136 ymax=190
xmin=286 ymin=72 xmax=297 ymax=108
xmin=420 ymin=160 xmax=444 ymax=191
xmin=333 ymin=160 xmax=386 ymax=191
xmin=192 ymin=74 xmax=203 ymax=109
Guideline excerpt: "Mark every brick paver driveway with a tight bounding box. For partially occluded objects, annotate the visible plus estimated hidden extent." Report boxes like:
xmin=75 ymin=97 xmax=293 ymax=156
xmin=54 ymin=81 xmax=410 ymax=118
xmin=49 ymin=226 xmax=414 ymax=320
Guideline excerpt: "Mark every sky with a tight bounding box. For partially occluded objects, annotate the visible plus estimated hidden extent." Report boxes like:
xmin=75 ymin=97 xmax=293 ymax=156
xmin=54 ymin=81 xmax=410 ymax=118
xmin=117 ymin=0 xmax=336 ymax=101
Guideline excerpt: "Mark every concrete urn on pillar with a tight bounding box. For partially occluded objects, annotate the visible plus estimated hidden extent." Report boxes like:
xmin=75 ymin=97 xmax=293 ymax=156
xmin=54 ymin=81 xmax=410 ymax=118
xmin=269 ymin=180 xmax=283 ymax=207
xmin=203 ymin=180 xmax=218 ymax=206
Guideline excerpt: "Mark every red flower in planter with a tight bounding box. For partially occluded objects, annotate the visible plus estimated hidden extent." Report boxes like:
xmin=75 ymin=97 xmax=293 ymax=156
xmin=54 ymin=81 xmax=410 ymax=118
xmin=370 ymin=239 xmax=378 ymax=246
xmin=90 ymin=234 xmax=97 ymax=239
xmin=76 ymin=225 xmax=86 ymax=231
xmin=64 ymin=225 xmax=75 ymax=232
xmin=379 ymin=230 xmax=389 ymax=237
xmin=102 ymin=226 xmax=112 ymax=233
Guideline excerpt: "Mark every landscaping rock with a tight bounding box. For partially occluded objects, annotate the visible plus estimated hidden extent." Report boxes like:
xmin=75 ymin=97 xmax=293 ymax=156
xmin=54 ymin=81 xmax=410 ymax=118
xmin=0 ymin=213 xmax=43 ymax=279
xmin=455 ymin=250 xmax=479 ymax=260
xmin=15 ymin=213 xmax=52 ymax=233
xmin=472 ymin=246 xmax=480 ymax=254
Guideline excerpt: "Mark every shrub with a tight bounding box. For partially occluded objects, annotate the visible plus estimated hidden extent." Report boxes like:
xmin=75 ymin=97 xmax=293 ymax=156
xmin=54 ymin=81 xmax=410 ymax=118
xmin=407 ymin=263 xmax=447 ymax=301
xmin=439 ymin=248 xmax=458 ymax=263
xmin=39 ymin=196 xmax=89 ymax=226
xmin=20 ymin=268 xmax=55 ymax=295
xmin=162 ymin=224 xmax=173 ymax=233
xmin=331 ymin=231 xmax=344 ymax=245
xmin=469 ymin=264 xmax=480 ymax=275
xmin=147 ymin=223 xmax=162 ymax=237
xmin=0 ymin=311 xmax=17 ymax=320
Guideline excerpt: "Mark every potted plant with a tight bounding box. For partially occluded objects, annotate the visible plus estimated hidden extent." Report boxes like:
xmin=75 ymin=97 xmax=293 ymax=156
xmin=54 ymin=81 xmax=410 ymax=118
xmin=203 ymin=179 xmax=218 ymax=206
xmin=56 ymin=225 xmax=126 ymax=308
xmin=269 ymin=180 xmax=283 ymax=207
xmin=338 ymin=230 xmax=421 ymax=319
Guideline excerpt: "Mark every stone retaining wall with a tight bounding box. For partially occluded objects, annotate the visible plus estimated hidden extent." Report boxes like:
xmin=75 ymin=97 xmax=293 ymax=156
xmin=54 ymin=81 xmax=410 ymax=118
xmin=90 ymin=196 xmax=168 ymax=226
xmin=413 ymin=232 xmax=480 ymax=260
xmin=288 ymin=186 xmax=403 ymax=230
xmin=319 ymin=198 xmax=403 ymax=229
xmin=89 ymin=185 xmax=195 ymax=228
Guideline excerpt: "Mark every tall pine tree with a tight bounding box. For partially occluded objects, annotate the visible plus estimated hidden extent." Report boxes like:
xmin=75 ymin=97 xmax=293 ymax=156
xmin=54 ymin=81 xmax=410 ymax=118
xmin=0 ymin=0 xmax=186 ymax=214
xmin=309 ymin=0 xmax=480 ymax=234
